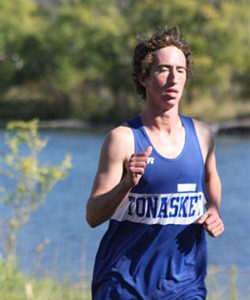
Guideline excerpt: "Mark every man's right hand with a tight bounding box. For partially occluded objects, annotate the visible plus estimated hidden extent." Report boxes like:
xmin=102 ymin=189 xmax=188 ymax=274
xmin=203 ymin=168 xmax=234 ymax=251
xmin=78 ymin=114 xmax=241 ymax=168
xmin=86 ymin=127 xmax=151 ymax=227
xmin=125 ymin=146 xmax=153 ymax=188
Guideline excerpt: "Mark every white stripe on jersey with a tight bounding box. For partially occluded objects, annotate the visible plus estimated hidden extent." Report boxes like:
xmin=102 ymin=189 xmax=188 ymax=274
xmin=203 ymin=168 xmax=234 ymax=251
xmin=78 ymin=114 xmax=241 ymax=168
xmin=111 ymin=192 xmax=207 ymax=225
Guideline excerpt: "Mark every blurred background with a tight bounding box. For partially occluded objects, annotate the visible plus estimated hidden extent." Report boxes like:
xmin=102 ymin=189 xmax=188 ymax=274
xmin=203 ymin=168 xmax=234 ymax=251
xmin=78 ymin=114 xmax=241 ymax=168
xmin=1 ymin=0 xmax=249 ymax=299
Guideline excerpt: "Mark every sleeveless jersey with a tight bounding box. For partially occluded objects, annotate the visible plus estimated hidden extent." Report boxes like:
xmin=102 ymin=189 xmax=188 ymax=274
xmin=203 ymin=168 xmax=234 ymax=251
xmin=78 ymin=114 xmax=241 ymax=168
xmin=92 ymin=115 xmax=208 ymax=300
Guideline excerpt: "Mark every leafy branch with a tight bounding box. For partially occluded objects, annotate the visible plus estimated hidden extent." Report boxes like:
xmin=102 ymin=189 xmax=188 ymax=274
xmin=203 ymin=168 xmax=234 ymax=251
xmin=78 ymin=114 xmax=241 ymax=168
xmin=0 ymin=119 xmax=72 ymax=254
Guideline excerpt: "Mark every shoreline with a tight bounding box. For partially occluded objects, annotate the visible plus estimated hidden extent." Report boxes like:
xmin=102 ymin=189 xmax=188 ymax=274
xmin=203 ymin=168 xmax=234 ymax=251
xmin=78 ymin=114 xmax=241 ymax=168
xmin=1 ymin=117 xmax=250 ymax=135
xmin=210 ymin=117 xmax=250 ymax=135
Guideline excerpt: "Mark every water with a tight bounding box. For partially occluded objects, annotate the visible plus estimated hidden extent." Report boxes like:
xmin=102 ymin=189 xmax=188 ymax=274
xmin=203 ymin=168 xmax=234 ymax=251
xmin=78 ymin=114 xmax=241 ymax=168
xmin=1 ymin=129 xmax=250 ymax=296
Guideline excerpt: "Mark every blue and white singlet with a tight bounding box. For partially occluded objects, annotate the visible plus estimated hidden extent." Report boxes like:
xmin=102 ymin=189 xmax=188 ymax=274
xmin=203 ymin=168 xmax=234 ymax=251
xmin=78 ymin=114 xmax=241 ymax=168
xmin=92 ymin=115 xmax=208 ymax=300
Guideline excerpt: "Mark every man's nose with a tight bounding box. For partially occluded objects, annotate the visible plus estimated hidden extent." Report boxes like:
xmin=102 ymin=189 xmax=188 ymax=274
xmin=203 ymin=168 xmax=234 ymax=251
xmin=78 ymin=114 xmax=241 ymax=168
xmin=168 ymin=69 xmax=177 ymax=84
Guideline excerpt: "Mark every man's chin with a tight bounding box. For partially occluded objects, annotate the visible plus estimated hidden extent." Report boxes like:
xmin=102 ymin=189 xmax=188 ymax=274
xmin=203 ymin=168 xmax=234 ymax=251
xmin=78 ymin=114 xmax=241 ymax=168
xmin=162 ymin=97 xmax=178 ymax=104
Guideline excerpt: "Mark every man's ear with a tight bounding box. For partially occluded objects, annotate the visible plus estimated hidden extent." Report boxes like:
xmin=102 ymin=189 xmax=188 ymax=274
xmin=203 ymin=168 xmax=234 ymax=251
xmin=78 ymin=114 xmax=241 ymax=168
xmin=138 ymin=73 xmax=147 ymax=87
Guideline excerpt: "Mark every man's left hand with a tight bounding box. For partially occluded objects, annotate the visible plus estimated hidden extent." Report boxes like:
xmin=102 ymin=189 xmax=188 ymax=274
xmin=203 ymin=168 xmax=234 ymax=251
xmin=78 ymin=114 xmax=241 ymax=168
xmin=197 ymin=207 xmax=224 ymax=238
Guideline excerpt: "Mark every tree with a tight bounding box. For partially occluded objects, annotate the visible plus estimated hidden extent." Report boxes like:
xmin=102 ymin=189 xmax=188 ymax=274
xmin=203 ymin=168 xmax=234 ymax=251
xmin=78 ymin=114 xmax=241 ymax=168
xmin=1 ymin=0 xmax=249 ymax=122
xmin=125 ymin=0 xmax=249 ymax=104
xmin=0 ymin=0 xmax=45 ymax=91
xmin=0 ymin=120 xmax=71 ymax=254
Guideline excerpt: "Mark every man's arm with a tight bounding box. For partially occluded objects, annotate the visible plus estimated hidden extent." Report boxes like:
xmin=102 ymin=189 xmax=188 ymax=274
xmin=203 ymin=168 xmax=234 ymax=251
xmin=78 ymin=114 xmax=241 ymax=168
xmin=86 ymin=126 xmax=152 ymax=228
xmin=197 ymin=127 xmax=224 ymax=237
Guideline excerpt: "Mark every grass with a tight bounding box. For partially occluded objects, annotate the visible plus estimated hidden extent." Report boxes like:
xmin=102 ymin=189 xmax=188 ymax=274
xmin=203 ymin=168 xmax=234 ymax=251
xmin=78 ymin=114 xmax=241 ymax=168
xmin=1 ymin=256 xmax=91 ymax=300
xmin=1 ymin=256 xmax=249 ymax=300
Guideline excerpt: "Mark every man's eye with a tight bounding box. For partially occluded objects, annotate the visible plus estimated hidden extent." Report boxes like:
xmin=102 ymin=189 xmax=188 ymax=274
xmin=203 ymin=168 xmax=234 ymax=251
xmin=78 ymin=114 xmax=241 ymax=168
xmin=159 ymin=67 xmax=169 ymax=72
xmin=178 ymin=68 xmax=186 ymax=73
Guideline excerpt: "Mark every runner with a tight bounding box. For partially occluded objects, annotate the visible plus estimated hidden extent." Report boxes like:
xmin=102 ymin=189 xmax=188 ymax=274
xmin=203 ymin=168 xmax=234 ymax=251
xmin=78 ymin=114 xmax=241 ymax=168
xmin=86 ymin=26 xmax=224 ymax=300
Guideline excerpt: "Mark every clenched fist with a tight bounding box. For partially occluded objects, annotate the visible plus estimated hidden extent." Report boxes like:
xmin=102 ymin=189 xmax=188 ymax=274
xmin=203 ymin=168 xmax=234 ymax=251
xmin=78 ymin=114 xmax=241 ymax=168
xmin=197 ymin=206 xmax=224 ymax=238
xmin=125 ymin=146 xmax=152 ymax=188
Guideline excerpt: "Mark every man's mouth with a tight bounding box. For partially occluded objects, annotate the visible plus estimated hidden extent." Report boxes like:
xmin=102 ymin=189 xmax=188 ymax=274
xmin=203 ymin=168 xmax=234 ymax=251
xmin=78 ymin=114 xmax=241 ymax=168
xmin=165 ymin=88 xmax=178 ymax=93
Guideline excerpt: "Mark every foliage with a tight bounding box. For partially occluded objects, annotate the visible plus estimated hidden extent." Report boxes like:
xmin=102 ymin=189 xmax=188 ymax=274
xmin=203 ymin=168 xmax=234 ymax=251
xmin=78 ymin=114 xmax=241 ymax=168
xmin=228 ymin=265 xmax=239 ymax=300
xmin=0 ymin=0 xmax=249 ymax=122
xmin=0 ymin=0 xmax=46 ymax=91
xmin=1 ymin=256 xmax=91 ymax=300
xmin=0 ymin=119 xmax=71 ymax=254
xmin=1 ymin=256 xmax=247 ymax=300
xmin=206 ymin=265 xmax=249 ymax=300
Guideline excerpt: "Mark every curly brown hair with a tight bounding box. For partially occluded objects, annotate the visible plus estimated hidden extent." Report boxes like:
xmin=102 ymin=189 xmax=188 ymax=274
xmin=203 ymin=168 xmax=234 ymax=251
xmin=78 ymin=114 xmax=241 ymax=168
xmin=132 ymin=26 xmax=193 ymax=99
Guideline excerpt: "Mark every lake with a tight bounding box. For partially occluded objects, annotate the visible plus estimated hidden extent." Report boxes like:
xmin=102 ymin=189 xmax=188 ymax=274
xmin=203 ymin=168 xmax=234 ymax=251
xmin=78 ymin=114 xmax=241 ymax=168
xmin=1 ymin=129 xmax=250 ymax=297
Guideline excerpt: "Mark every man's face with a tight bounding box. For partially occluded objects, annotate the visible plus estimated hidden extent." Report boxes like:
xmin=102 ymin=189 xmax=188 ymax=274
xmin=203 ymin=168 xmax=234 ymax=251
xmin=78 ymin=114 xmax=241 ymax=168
xmin=142 ymin=46 xmax=187 ymax=110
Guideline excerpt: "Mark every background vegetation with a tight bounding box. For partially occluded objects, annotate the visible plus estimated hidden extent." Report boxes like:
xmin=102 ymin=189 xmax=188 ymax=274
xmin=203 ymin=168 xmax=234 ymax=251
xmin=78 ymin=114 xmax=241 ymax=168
xmin=1 ymin=258 xmax=244 ymax=300
xmin=1 ymin=0 xmax=249 ymax=124
xmin=1 ymin=120 xmax=72 ymax=299
xmin=1 ymin=120 xmax=71 ymax=255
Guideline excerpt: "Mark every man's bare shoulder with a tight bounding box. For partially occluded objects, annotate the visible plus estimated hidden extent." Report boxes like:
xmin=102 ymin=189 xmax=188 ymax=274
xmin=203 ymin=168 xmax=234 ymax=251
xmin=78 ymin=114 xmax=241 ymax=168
xmin=192 ymin=119 xmax=215 ymax=158
xmin=107 ymin=123 xmax=133 ymax=144
xmin=103 ymin=123 xmax=134 ymax=160
xmin=193 ymin=119 xmax=214 ymax=141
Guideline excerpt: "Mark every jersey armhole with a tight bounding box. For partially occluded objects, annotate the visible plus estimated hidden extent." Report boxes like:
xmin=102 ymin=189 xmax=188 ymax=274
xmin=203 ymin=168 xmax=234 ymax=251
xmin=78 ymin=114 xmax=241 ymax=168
xmin=126 ymin=116 xmax=141 ymax=154
xmin=189 ymin=118 xmax=205 ymax=165
xmin=189 ymin=117 xmax=210 ymax=203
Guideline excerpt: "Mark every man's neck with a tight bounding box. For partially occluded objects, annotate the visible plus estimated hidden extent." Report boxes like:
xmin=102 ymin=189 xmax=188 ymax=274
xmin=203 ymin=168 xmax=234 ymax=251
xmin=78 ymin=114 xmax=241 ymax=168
xmin=140 ymin=106 xmax=182 ymax=134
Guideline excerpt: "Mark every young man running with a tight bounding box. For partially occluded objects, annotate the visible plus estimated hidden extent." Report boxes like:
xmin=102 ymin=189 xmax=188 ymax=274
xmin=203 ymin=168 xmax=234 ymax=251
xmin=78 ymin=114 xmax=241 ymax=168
xmin=86 ymin=26 xmax=224 ymax=300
